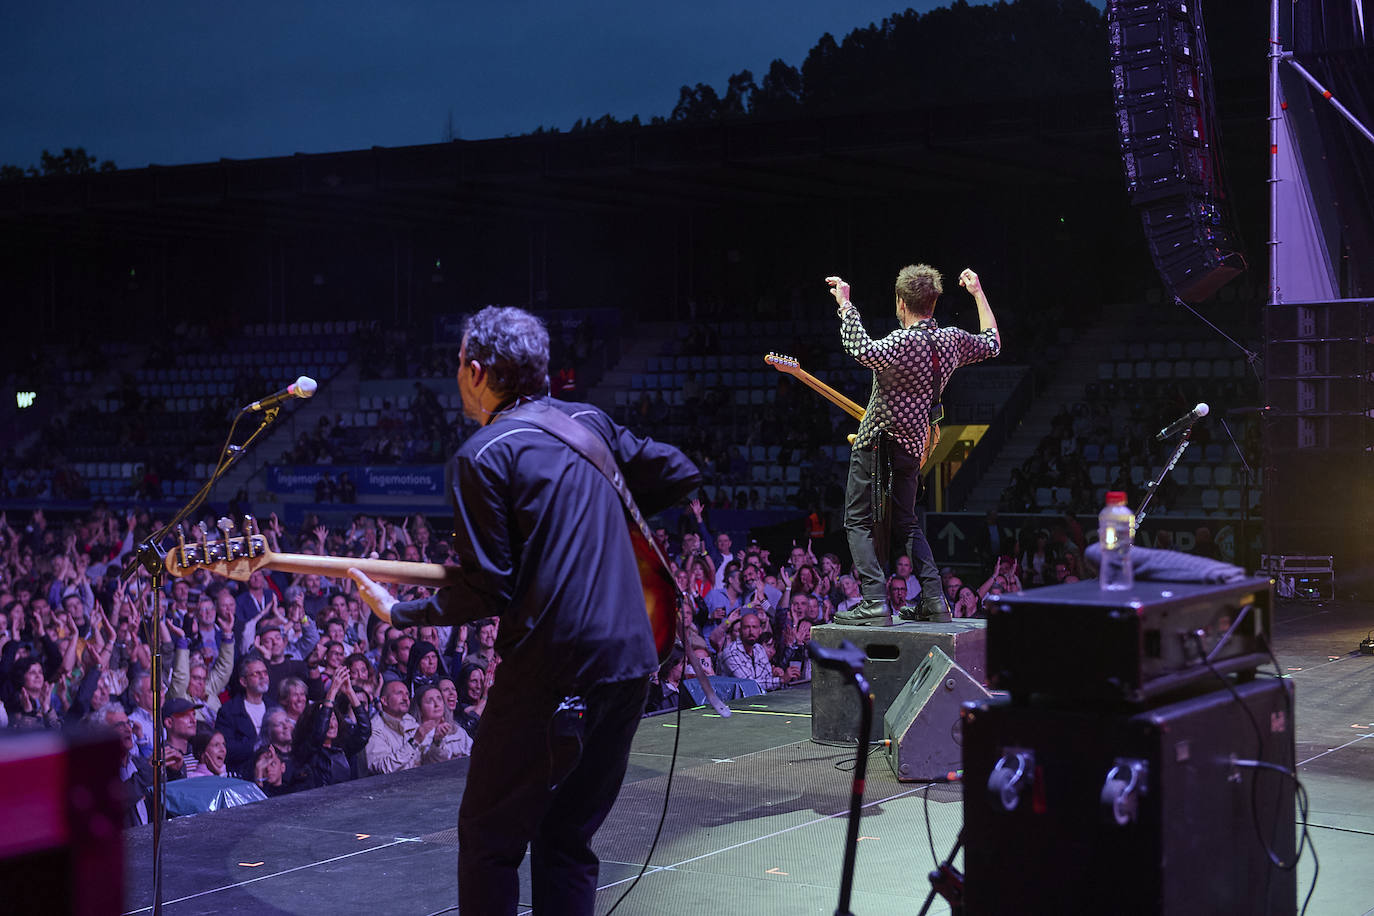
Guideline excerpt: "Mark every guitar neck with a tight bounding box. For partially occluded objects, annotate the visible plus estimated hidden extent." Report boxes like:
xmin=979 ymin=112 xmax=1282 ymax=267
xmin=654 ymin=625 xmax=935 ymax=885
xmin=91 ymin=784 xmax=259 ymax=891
xmin=789 ymin=368 xmax=866 ymax=421
xmin=266 ymin=552 xmax=461 ymax=588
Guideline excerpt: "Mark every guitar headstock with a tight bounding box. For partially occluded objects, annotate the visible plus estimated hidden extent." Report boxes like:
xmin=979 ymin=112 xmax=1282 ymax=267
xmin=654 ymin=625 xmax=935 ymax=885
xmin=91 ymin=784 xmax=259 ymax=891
xmin=764 ymin=351 xmax=802 ymax=376
xmin=164 ymin=516 xmax=273 ymax=582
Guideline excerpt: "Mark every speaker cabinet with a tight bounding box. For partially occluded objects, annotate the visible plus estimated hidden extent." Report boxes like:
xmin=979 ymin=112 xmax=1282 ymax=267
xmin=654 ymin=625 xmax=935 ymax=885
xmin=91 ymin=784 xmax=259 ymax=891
xmin=811 ymin=619 xmax=985 ymax=745
xmin=883 ymin=647 xmax=990 ymax=782
xmin=1109 ymin=0 xmax=1244 ymax=302
xmin=961 ymin=678 xmax=1296 ymax=915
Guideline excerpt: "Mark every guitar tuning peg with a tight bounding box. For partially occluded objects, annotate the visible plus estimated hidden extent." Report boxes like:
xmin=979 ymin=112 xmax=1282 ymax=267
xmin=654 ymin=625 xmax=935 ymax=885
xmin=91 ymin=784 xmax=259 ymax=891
xmin=176 ymin=526 xmax=188 ymax=565
xmin=217 ymin=517 xmax=235 ymax=543
xmin=243 ymin=515 xmax=259 ymax=556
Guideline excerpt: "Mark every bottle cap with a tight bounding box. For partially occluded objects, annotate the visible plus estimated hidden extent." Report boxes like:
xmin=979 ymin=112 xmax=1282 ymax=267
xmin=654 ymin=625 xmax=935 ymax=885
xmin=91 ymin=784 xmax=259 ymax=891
xmin=1105 ymin=491 xmax=1127 ymax=506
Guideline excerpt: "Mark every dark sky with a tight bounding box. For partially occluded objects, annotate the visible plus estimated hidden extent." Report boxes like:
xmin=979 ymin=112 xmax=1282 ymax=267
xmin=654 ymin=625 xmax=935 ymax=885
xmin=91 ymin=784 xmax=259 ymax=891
xmin=0 ymin=1 xmax=1030 ymax=171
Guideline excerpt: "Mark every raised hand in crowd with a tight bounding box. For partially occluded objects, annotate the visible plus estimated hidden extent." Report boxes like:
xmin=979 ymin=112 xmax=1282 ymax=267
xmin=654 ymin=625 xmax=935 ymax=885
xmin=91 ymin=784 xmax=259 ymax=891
xmin=130 ymin=638 xmax=153 ymax=673
xmin=313 ymin=525 xmax=329 ymax=551
xmin=325 ymin=666 xmax=346 ymax=704
xmin=266 ymin=513 xmax=284 ymax=552
xmin=216 ymin=601 xmax=235 ymax=637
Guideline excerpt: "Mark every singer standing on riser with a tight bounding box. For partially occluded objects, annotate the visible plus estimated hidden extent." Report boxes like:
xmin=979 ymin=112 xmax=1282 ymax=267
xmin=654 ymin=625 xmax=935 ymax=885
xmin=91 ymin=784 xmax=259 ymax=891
xmin=826 ymin=265 xmax=1002 ymax=625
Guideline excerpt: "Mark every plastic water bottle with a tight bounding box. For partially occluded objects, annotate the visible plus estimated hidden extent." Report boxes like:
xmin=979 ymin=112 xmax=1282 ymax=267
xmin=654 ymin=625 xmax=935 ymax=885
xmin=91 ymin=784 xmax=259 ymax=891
xmin=1098 ymin=490 xmax=1135 ymax=591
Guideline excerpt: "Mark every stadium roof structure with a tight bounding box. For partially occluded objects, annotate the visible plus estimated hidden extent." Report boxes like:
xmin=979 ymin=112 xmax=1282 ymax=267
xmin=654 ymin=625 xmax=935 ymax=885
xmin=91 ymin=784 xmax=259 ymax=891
xmin=0 ymin=93 xmax=1124 ymax=244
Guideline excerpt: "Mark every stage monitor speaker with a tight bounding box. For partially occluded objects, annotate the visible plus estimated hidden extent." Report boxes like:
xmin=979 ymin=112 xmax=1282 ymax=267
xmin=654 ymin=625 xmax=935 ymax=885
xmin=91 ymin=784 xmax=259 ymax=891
xmin=883 ymin=646 xmax=990 ymax=782
xmin=812 ymin=619 xmax=986 ymax=746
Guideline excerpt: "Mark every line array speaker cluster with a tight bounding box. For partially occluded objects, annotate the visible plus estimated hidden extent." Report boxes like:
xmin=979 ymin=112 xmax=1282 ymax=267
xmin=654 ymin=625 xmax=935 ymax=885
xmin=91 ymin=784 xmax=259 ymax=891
xmin=1108 ymin=0 xmax=1245 ymax=302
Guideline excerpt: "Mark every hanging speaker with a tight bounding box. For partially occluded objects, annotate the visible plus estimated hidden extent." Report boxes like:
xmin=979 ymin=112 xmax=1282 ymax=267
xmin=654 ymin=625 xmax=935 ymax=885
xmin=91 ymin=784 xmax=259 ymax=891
xmin=883 ymin=646 xmax=991 ymax=782
xmin=1108 ymin=0 xmax=1245 ymax=302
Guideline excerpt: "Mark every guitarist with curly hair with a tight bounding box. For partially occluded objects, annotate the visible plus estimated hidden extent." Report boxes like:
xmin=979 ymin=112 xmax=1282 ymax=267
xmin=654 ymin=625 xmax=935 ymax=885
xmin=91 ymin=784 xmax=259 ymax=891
xmin=351 ymin=305 xmax=699 ymax=916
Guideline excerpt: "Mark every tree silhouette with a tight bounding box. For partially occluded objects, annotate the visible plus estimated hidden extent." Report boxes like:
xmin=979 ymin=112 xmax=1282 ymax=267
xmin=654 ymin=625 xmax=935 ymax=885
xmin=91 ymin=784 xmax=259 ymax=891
xmin=0 ymin=146 xmax=117 ymax=181
xmin=671 ymin=82 xmax=723 ymax=123
xmin=655 ymin=0 xmax=1108 ymax=126
xmin=751 ymin=60 xmax=804 ymax=118
xmin=721 ymin=70 xmax=757 ymax=119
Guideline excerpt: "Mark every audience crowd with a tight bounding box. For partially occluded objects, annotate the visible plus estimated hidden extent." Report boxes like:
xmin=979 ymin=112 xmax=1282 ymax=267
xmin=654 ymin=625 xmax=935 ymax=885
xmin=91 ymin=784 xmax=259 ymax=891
xmin=0 ymin=497 xmax=875 ymax=828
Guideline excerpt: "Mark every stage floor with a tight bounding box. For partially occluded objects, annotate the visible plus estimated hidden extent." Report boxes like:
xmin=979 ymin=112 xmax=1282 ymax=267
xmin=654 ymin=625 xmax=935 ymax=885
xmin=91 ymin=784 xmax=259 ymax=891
xmin=122 ymin=596 xmax=1374 ymax=915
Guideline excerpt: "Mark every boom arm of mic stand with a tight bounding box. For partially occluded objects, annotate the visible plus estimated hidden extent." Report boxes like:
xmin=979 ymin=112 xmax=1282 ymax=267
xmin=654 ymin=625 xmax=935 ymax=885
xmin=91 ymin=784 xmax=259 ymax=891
xmin=120 ymin=407 xmax=280 ymax=585
xmin=1135 ymin=428 xmax=1193 ymax=527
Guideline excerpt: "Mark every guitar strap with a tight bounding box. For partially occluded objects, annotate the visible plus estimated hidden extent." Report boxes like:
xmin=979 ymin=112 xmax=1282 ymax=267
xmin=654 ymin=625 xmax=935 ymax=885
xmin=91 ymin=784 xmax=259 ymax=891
xmin=506 ymin=402 xmax=732 ymax=718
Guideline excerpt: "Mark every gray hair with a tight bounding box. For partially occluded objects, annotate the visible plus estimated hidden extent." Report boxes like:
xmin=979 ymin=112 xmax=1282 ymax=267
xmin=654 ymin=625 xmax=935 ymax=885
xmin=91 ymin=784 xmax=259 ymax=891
xmin=462 ymin=306 xmax=549 ymax=399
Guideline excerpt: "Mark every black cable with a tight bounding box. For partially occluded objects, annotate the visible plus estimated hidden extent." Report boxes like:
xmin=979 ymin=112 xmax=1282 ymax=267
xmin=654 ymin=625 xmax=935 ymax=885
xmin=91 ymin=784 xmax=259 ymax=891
xmin=1260 ymin=636 xmax=1319 ymax=914
xmin=1230 ymin=759 xmax=1319 ymax=916
xmin=604 ymin=610 xmax=696 ymax=916
xmin=1191 ymin=632 xmax=1299 ymax=876
xmin=833 ymin=740 xmax=886 ymax=773
xmin=923 ymin=781 xmax=937 ymax=868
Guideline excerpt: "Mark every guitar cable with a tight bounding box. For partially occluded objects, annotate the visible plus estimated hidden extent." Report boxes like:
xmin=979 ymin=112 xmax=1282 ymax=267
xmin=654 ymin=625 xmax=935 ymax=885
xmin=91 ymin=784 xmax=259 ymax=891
xmin=603 ymin=609 xmax=692 ymax=915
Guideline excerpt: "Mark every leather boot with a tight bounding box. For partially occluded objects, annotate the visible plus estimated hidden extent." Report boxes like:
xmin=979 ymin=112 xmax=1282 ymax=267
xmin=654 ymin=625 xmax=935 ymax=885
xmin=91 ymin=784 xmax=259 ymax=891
xmin=833 ymin=597 xmax=891 ymax=626
xmin=900 ymin=595 xmax=952 ymax=623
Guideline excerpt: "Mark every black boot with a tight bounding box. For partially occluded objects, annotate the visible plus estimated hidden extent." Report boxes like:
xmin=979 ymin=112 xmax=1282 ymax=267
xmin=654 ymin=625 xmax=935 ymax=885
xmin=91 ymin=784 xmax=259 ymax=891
xmin=833 ymin=597 xmax=891 ymax=627
xmin=900 ymin=595 xmax=952 ymax=623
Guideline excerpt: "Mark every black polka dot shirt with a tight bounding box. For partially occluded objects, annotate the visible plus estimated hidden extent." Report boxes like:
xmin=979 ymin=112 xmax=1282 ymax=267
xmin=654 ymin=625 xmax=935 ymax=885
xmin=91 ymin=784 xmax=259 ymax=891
xmin=840 ymin=311 xmax=1001 ymax=462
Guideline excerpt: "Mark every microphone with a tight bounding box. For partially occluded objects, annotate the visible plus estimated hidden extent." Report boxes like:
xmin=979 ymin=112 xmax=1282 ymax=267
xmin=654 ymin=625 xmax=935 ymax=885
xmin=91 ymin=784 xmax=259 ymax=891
xmin=1155 ymin=403 xmax=1209 ymax=441
xmin=243 ymin=376 xmax=317 ymax=412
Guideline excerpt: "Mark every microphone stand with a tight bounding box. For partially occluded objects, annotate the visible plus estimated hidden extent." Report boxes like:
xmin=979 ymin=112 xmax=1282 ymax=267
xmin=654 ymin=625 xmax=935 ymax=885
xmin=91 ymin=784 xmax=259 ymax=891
xmin=807 ymin=640 xmax=874 ymax=916
xmin=119 ymin=405 xmax=282 ymax=916
xmin=1136 ymin=427 xmax=1194 ymax=528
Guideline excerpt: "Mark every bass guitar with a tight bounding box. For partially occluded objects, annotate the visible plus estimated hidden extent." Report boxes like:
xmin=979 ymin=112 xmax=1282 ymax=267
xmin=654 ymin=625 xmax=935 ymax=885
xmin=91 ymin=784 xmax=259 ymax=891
xmin=163 ymin=516 xmax=679 ymax=662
